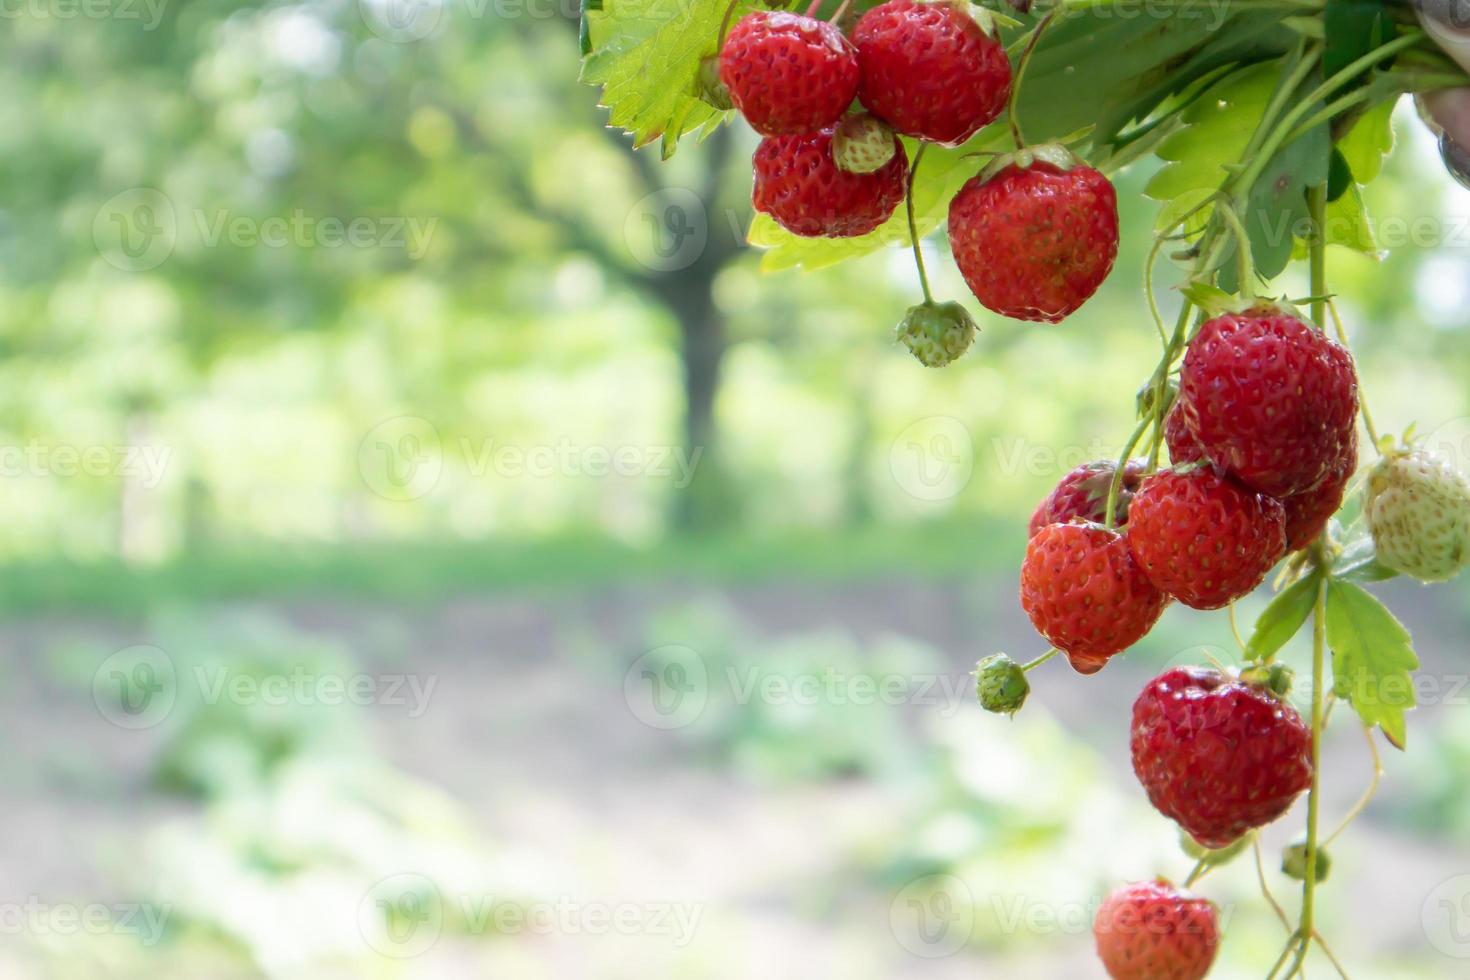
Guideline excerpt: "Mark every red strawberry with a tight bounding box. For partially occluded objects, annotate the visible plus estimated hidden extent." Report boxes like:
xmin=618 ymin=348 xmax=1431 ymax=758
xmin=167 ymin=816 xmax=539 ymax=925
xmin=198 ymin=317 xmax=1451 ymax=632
xmin=1094 ymin=880 xmax=1220 ymax=980
xmin=1179 ymin=307 xmax=1358 ymax=497
xmin=1132 ymin=666 xmax=1313 ymax=849
xmin=752 ymin=128 xmax=907 ymax=238
xmin=1028 ymin=460 xmax=1145 ymax=537
xmin=852 ymin=0 xmax=1010 ymax=145
xmin=1127 ymin=468 xmax=1286 ymax=610
xmin=949 ymin=160 xmax=1119 ymax=323
xmin=719 ymin=12 xmax=859 ymax=136
xmin=1164 ymin=403 xmax=1207 ymax=466
xmin=1283 ymin=433 xmax=1358 ymax=552
xmin=1020 ymin=522 xmax=1168 ymax=675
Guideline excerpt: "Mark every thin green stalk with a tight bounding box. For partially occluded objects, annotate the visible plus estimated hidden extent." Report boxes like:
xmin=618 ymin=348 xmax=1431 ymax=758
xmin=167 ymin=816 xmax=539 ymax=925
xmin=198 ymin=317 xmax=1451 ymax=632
xmin=1308 ymin=184 xmax=1327 ymax=330
xmin=1327 ymin=298 xmax=1382 ymax=449
xmin=1021 ymin=648 xmax=1059 ymax=672
xmin=1232 ymin=32 xmax=1425 ymax=200
xmin=906 ymin=144 xmax=933 ymax=304
xmin=1007 ymin=10 xmax=1057 ymax=149
xmin=1103 ymin=414 xmax=1152 ymax=527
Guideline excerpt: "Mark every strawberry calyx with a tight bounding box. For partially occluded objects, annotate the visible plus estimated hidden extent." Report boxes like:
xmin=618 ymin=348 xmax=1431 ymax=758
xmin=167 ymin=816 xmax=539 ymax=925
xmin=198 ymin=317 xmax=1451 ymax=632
xmin=1177 ymin=283 xmax=1307 ymax=323
xmin=975 ymin=141 xmax=1082 ymax=183
xmin=1239 ymin=662 xmax=1296 ymax=699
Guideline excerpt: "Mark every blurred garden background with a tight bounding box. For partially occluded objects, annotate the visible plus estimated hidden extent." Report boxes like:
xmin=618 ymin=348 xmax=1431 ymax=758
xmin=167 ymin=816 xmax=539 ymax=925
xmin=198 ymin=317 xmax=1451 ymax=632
xmin=5 ymin=2 xmax=1470 ymax=977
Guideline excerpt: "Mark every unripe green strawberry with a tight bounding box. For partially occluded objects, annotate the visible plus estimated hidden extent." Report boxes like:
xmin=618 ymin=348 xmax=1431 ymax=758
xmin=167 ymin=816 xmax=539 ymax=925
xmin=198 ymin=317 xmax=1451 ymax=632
xmin=696 ymin=54 xmax=733 ymax=111
xmin=833 ymin=113 xmax=897 ymax=174
xmin=896 ymin=300 xmax=976 ymax=367
xmin=1364 ymin=447 xmax=1470 ymax=583
xmin=1180 ymin=828 xmax=1253 ymax=868
xmin=974 ymin=653 xmax=1029 ymax=715
xmin=1282 ymin=837 xmax=1330 ymax=882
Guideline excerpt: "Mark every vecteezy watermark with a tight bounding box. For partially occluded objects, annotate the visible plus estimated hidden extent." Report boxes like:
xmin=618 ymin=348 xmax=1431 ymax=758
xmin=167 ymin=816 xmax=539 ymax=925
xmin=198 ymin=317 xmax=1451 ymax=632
xmin=624 ymin=188 xmax=709 ymax=273
xmin=0 ymin=441 xmax=171 ymax=488
xmin=358 ymin=416 xmax=444 ymax=503
xmin=621 ymin=646 xmax=974 ymax=731
xmin=0 ymin=0 xmax=168 ymax=30
xmin=357 ymin=874 xmax=703 ymax=958
xmin=194 ymin=665 xmax=437 ymax=719
xmin=889 ymin=416 xmax=974 ymax=502
xmin=890 ymin=874 xmax=975 ymax=958
xmin=0 ymin=898 xmax=172 ymax=946
xmin=357 ymin=416 xmax=705 ymax=502
xmin=1423 ymin=873 xmax=1470 ymax=958
xmin=93 ymin=189 xmax=437 ymax=272
xmin=92 ymin=646 xmax=438 ymax=729
xmin=989 ymin=435 xmax=1122 ymax=480
xmin=1422 ymin=415 xmax=1470 ymax=476
xmin=92 ymin=645 xmax=177 ymax=730
xmin=358 ymin=0 xmax=638 ymax=43
xmin=1033 ymin=0 xmax=1232 ymax=30
xmin=624 ymin=645 xmax=709 ymax=731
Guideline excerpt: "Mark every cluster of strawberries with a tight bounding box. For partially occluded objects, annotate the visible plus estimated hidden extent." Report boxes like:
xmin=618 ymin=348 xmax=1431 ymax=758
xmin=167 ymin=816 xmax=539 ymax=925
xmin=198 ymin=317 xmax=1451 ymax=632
xmin=1002 ymin=305 xmax=1357 ymax=978
xmin=1022 ymin=305 xmax=1359 ymax=675
xmin=710 ymin=0 xmax=1120 ymax=360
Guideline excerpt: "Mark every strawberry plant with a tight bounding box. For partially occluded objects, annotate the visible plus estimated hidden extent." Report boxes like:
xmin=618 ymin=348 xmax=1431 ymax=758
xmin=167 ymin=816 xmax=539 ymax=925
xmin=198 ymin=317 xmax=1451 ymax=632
xmin=581 ymin=0 xmax=1470 ymax=974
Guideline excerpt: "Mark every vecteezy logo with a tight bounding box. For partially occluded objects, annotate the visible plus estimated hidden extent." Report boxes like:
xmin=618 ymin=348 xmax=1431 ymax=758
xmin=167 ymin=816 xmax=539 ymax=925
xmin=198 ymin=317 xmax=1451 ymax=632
xmin=889 ymin=416 xmax=974 ymax=502
xmin=1424 ymin=873 xmax=1470 ymax=958
xmin=623 ymin=189 xmax=709 ymax=273
xmin=1423 ymin=416 xmax=1470 ymax=476
xmin=623 ymin=645 xmax=708 ymax=730
xmin=358 ymin=873 xmax=443 ymax=958
xmin=889 ymin=873 xmax=974 ymax=958
xmin=358 ymin=416 xmax=443 ymax=501
xmin=358 ymin=0 xmax=444 ymax=42
xmin=93 ymin=189 xmax=177 ymax=272
xmin=92 ymin=645 xmax=177 ymax=730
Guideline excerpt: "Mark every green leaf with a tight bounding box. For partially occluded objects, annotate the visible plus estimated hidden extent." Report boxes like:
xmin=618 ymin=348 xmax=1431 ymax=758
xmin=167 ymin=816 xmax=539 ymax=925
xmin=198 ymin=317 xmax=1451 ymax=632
xmin=1323 ymin=183 xmax=1380 ymax=254
xmin=1221 ymin=117 xmax=1329 ymax=289
xmin=1014 ymin=13 xmax=1294 ymax=152
xmin=1245 ymin=570 xmax=1321 ymax=662
xmin=1323 ymin=0 xmax=1397 ymax=95
xmin=1327 ymin=148 xmax=1352 ymax=201
xmin=1325 ymin=578 xmax=1419 ymax=749
xmin=1337 ymin=99 xmax=1396 ymax=186
xmin=580 ymin=0 xmax=752 ymax=156
xmin=1146 ymin=63 xmax=1277 ymax=218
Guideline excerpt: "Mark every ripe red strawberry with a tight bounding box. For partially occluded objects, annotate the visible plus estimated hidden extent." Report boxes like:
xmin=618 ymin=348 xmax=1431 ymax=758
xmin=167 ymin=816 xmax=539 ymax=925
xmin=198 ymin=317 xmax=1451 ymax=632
xmin=1020 ymin=523 xmax=1168 ymax=675
xmin=1164 ymin=403 xmax=1207 ymax=466
xmin=852 ymin=0 xmax=1010 ymax=145
xmin=1132 ymin=666 xmax=1313 ymax=850
xmin=1094 ymin=880 xmax=1219 ymax=980
xmin=949 ymin=160 xmax=1119 ymax=323
xmin=719 ymin=12 xmax=859 ymax=136
xmin=1283 ymin=433 xmax=1358 ymax=552
xmin=1179 ymin=307 xmax=1358 ymax=497
xmin=752 ymin=128 xmax=907 ymax=238
xmin=1028 ymin=460 xmax=1144 ymax=537
xmin=1127 ymin=468 xmax=1286 ymax=610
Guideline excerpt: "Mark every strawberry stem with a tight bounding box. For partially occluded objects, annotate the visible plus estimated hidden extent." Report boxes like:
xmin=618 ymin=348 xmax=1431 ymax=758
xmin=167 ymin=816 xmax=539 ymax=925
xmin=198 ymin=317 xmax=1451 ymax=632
xmin=1215 ymin=201 xmax=1257 ymax=297
xmin=716 ymin=0 xmax=741 ymax=49
xmin=1307 ymin=184 xmax=1327 ymax=330
xmin=827 ymin=0 xmax=851 ymax=23
xmin=906 ymin=143 xmax=933 ymax=305
xmin=1019 ymin=647 xmax=1058 ymax=672
xmin=1326 ymin=297 xmax=1383 ymax=451
xmin=1005 ymin=10 xmax=1056 ymax=150
xmin=803 ymin=0 xmax=822 ymax=18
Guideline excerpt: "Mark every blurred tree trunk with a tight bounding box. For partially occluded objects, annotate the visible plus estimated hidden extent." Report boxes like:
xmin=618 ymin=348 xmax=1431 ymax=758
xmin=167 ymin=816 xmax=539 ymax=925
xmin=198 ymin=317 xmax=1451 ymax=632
xmin=643 ymin=126 xmax=740 ymax=532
